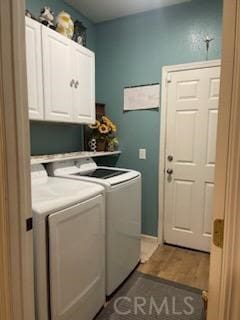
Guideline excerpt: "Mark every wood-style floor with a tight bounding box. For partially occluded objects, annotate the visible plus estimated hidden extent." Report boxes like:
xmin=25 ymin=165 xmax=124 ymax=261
xmin=138 ymin=244 xmax=210 ymax=290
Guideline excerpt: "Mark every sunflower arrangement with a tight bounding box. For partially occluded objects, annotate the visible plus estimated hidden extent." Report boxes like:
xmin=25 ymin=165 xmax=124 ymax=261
xmin=88 ymin=115 xmax=118 ymax=151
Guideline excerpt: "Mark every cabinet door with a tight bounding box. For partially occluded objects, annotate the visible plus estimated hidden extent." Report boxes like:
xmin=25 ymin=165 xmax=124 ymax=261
xmin=48 ymin=196 xmax=105 ymax=320
xmin=42 ymin=27 xmax=73 ymax=122
xmin=72 ymin=45 xmax=95 ymax=124
xmin=25 ymin=17 xmax=44 ymax=120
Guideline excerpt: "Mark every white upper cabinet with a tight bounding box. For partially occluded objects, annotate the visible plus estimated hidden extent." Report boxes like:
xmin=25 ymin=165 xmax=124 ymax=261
xmin=72 ymin=44 xmax=96 ymax=124
xmin=25 ymin=19 xmax=96 ymax=124
xmin=42 ymin=27 xmax=73 ymax=122
xmin=25 ymin=17 xmax=44 ymax=120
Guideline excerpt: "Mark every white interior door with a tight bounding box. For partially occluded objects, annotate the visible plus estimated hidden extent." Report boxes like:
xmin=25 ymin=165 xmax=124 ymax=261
xmin=164 ymin=66 xmax=220 ymax=252
xmin=25 ymin=17 xmax=44 ymax=120
xmin=42 ymin=27 xmax=73 ymax=122
xmin=72 ymin=44 xmax=95 ymax=124
xmin=48 ymin=196 xmax=105 ymax=320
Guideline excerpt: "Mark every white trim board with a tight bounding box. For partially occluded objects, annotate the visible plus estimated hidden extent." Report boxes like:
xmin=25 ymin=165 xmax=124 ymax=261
xmin=158 ymin=60 xmax=221 ymax=244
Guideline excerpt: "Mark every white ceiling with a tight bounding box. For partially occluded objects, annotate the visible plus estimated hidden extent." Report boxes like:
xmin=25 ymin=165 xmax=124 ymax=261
xmin=65 ymin=0 xmax=192 ymax=23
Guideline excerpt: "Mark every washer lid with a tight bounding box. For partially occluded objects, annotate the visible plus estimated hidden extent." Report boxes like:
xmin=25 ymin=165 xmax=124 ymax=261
xmin=48 ymin=158 xmax=97 ymax=176
xmin=31 ymin=164 xmax=104 ymax=215
xmin=72 ymin=168 xmax=129 ymax=179
xmin=32 ymin=177 xmax=104 ymax=215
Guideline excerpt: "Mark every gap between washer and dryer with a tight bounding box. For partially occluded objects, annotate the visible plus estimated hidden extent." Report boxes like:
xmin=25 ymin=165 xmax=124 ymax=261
xmin=141 ymin=235 xmax=159 ymax=263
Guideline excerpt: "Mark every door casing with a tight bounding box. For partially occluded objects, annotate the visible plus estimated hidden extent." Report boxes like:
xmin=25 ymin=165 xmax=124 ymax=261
xmin=158 ymin=59 xmax=221 ymax=244
xmin=0 ymin=1 xmax=35 ymax=320
xmin=208 ymin=0 xmax=240 ymax=318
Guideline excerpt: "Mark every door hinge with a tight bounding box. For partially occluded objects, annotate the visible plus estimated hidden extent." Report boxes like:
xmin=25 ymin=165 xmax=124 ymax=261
xmin=213 ymin=219 xmax=224 ymax=248
xmin=26 ymin=217 xmax=33 ymax=232
xmin=202 ymin=290 xmax=208 ymax=312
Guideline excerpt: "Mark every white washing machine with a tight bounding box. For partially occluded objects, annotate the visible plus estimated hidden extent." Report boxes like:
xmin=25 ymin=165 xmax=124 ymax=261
xmin=47 ymin=158 xmax=142 ymax=296
xmin=31 ymin=164 xmax=105 ymax=320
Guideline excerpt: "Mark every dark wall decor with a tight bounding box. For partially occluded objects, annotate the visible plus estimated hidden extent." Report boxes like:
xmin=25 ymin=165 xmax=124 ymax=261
xmin=73 ymin=20 xmax=87 ymax=46
xmin=84 ymin=103 xmax=105 ymax=150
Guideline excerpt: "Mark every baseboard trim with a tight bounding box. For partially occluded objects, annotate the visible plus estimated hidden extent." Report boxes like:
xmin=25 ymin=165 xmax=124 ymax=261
xmin=141 ymin=234 xmax=158 ymax=242
xmin=141 ymin=234 xmax=159 ymax=264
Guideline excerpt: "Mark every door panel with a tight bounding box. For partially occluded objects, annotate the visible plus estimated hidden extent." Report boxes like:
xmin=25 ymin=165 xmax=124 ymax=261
xmin=164 ymin=66 xmax=221 ymax=252
xmin=173 ymin=180 xmax=194 ymax=231
xmin=25 ymin=17 xmax=44 ymax=120
xmin=72 ymin=45 xmax=95 ymax=124
xmin=206 ymin=110 xmax=218 ymax=165
xmin=209 ymin=78 xmax=220 ymax=98
xmin=42 ymin=27 xmax=73 ymax=122
xmin=177 ymin=80 xmax=199 ymax=100
xmin=175 ymin=111 xmax=197 ymax=163
xmin=48 ymin=196 xmax=105 ymax=320
xmin=203 ymin=182 xmax=214 ymax=236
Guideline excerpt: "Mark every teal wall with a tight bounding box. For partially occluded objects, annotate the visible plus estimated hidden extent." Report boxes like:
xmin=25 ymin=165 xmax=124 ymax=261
xmin=96 ymin=0 xmax=223 ymax=236
xmin=26 ymin=0 xmax=96 ymax=155
xmin=30 ymin=122 xmax=84 ymax=155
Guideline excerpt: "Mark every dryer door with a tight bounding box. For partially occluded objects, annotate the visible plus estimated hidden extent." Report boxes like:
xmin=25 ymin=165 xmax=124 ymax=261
xmin=48 ymin=195 xmax=105 ymax=320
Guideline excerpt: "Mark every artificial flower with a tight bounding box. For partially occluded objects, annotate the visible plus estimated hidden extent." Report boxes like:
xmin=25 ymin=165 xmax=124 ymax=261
xmin=88 ymin=120 xmax=100 ymax=129
xmin=102 ymin=116 xmax=112 ymax=126
xmin=99 ymin=124 xmax=109 ymax=134
xmin=102 ymin=116 xmax=117 ymax=132
xmin=109 ymin=123 xmax=117 ymax=132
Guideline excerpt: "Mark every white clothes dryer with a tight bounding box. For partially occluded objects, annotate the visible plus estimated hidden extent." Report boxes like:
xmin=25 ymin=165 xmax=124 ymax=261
xmin=31 ymin=164 xmax=105 ymax=320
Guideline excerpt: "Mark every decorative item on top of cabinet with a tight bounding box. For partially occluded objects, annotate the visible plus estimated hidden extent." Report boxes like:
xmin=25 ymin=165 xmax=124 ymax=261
xmin=56 ymin=11 xmax=74 ymax=39
xmin=73 ymin=20 xmax=87 ymax=46
xmin=39 ymin=7 xmax=56 ymax=30
xmin=25 ymin=9 xmax=38 ymax=21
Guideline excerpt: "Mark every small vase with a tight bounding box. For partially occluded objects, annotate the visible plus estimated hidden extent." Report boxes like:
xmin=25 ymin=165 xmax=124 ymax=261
xmin=96 ymin=140 xmax=106 ymax=152
xmin=88 ymin=138 xmax=97 ymax=152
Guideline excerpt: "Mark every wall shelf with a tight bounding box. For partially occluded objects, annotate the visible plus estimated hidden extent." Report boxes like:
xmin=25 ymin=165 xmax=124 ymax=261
xmin=31 ymin=151 xmax=121 ymax=165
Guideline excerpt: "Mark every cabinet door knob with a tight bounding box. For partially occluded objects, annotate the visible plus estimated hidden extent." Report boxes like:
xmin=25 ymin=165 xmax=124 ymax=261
xmin=70 ymin=79 xmax=75 ymax=87
xmin=75 ymin=80 xmax=79 ymax=89
xmin=166 ymin=169 xmax=173 ymax=175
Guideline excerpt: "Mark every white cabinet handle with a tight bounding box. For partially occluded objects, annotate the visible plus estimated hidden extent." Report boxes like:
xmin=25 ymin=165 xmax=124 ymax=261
xmin=75 ymin=80 xmax=79 ymax=89
xmin=70 ymin=79 xmax=75 ymax=87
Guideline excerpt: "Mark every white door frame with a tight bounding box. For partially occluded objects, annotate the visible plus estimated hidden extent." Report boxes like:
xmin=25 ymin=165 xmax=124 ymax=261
xmin=158 ymin=59 xmax=221 ymax=244
xmin=0 ymin=1 xmax=35 ymax=319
